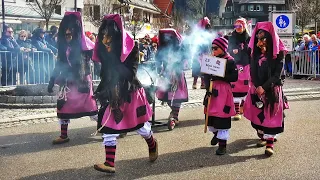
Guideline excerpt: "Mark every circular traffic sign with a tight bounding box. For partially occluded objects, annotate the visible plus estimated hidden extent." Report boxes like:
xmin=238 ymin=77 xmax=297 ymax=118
xmin=276 ymin=15 xmax=290 ymax=29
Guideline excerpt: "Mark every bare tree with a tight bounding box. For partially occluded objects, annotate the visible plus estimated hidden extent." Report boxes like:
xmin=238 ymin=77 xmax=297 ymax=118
xmin=308 ymin=0 xmax=320 ymax=33
xmin=83 ymin=0 xmax=117 ymax=27
xmin=290 ymin=0 xmax=312 ymax=34
xmin=28 ymin=0 xmax=64 ymax=30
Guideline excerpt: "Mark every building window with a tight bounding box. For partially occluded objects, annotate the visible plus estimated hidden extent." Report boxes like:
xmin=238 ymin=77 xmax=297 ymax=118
xmin=240 ymin=5 xmax=245 ymax=11
xmin=226 ymin=5 xmax=233 ymax=12
xmin=93 ymin=5 xmax=100 ymax=20
xmin=250 ymin=18 xmax=257 ymax=25
xmin=255 ymin=5 xmax=263 ymax=11
xmin=268 ymin=5 xmax=277 ymax=11
xmin=55 ymin=5 xmax=61 ymax=15
xmin=223 ymin=19 xmax=227 ymax=25
xmin=248 ymin=5 xmax=254 ymax=11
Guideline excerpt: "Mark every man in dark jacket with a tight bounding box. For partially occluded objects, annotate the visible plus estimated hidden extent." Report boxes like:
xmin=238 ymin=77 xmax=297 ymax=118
xmin=45 ymin=25 xmax=58 ymax=48
xmin=32 ymin=28 xmax=57 ymax=83
xmin=1 ymin=25 xmax=24 ymax=86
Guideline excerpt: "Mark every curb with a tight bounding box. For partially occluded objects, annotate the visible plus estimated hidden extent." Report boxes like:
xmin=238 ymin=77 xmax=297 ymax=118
xmin=0 ymin=113 xmax=56 ymax=124
xmin=0 ymin=103 xmax=56 ymax=109
xmin=0 ymin=95 xmax=57 ymax=104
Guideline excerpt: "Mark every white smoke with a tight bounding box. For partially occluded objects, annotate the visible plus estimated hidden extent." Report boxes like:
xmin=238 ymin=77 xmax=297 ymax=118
xmin=136 ymin=21 xmax=218 ymax=91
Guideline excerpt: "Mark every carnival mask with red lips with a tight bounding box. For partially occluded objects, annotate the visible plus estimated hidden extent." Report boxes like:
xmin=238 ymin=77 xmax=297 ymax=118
xmin=256 ymin=30 xmax=267 ymax=54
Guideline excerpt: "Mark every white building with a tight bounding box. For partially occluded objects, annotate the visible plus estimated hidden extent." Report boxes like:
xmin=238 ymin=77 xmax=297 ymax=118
xmin=82 ymin=0 xmax=161 ymax=37
xmin=0 ymin=0 xmax=63 ymax=33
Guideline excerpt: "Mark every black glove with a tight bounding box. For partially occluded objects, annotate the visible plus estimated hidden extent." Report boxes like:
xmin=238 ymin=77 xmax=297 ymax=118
xmin=48 ymin=78 xmax=54 ymax=93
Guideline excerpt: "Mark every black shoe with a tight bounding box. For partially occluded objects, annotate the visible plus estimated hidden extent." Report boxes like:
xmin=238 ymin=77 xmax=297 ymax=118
xmin=216 ymin=146 xmax=226 ymax=155
xmin=210 ymin=136 xmax=218 ymax=146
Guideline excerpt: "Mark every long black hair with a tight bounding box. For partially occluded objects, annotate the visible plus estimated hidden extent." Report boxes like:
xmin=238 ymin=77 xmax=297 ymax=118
xmin=95 ymin=19 xmax=125 ymax=108
xmin=57 ymin=14 xmax=83 ymax=81
xmin=97 ymin=19 xmax=122 ymax=85
xmin=252 ymin=30 xmax=278 ymax=113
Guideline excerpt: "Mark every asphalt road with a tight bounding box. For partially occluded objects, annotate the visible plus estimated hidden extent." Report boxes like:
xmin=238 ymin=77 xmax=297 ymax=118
xmin=1 ymin=99 xmax=320 ymax=180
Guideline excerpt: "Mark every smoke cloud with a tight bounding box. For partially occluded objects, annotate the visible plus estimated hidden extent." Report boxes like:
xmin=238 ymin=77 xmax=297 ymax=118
xmin=136 ymin=21 xmax=217 ymax=92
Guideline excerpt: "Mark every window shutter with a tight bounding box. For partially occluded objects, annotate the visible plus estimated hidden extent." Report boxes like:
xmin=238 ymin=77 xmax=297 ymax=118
xmin=93 ymin=5 xmax=100 ymax=20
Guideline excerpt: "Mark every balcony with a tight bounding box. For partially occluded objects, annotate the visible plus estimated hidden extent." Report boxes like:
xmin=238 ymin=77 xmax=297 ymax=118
xmin=237 ymin=11 xmax=267 ymax=17
xmin=222 ymin=11 xmax=234 ymax=18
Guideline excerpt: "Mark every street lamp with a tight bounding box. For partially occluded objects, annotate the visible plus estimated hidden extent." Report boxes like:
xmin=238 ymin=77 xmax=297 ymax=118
xmin=2 ymin=0 xmax=5 ymax=35
xmin=74 ymin=0 xmax=77 ymax=11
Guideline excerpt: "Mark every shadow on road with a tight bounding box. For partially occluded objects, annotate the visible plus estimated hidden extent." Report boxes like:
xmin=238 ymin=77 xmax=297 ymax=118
xmin=0 ymin=117 xmax=206 ymax=156
xmin=0 ymin=126 xmax=101 ymax=156
xmin=20 ymin=138 xmax=267 ymax=180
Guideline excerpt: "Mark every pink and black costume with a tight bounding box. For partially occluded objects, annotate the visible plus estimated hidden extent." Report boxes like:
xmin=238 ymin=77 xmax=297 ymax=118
xmin=203 ymin=37 xmax=238 ymax=155
xmin=243 ymin=22 xmax=288 ymax=156
xmin=48 ymin=11 xmax=98 ymax=144
xmin=92 ymin=14 xmax=158 ymax=174
xmin=155 ymin=28 xmax=189 ymax=127
xmin=228 ymin=18 xmax=251 ymax=119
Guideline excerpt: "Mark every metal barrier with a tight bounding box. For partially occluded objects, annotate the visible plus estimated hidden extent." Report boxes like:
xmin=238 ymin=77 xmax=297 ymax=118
xmin=291 ymin=50 xmax=320 ymax=78
xmin=0 ymin=51 xmax=56 ymax=86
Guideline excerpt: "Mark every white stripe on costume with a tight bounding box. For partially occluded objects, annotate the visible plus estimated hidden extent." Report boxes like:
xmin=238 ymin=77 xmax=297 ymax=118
xmin=102 ymin=122 xmax=153 ymax=146
xmin=234 ymin=96 xmax=246 ymax=104
xmin=137 ymin=122 xmax=153 ymax=138
xmin=208 ymin=126 xmax=230 ymax=140
xmin=59 ymin=119 xmax=70 ymax=125
xmin=263 ymin=134 xmax=277 ymax=139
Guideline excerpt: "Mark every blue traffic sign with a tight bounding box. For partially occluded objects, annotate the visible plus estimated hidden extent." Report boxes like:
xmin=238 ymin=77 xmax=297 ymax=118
xmin=276 ymin=15 xmax=290 ymax=29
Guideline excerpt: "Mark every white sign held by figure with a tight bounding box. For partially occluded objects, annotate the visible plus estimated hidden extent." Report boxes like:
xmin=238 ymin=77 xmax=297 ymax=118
xmin=201 ymin=55 xmax=227 ymax=77
xmin=272 ymin=13 xmax=294 ymax=35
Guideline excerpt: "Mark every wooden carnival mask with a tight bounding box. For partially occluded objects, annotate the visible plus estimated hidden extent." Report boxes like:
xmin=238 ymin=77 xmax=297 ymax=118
xmin=256 ymin=30 xmax=267 ymax=54
xmin=101 ymin=21 xmax=120 ymax=53
xmin=65 ymin=29 xmax=73 ymax=43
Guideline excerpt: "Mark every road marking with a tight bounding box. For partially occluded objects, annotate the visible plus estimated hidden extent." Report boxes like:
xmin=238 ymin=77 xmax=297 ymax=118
xmin=0 ymin=141 xmax=31 ymax=147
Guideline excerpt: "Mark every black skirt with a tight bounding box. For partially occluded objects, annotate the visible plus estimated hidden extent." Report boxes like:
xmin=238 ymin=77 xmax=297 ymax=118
xmin=251 ymin=120 xmax=284 ymax=135
xmin=207 ymin=116 xmax=232 ymax=129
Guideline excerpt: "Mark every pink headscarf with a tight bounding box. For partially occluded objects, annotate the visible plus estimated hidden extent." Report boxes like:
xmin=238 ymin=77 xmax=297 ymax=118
xmin=92 ymin=14 xmax=134 ymax=63
xmin=198 ymin=17 xmax=210 ymax=29
xmin=64 ymin=11 xmax=95 ymax=51
xmin=248 ymin=21 xmax=287 ymax=58
xmin=158 ymin=28 xmax=182 ymax=46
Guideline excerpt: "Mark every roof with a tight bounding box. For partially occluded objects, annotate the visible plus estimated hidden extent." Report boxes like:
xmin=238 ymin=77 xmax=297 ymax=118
xmin=0 ymin=4 xmax=63 ymax=20
xmin=239 ymin=0 xmax=285 ymax=4
xmin=153 ymin=0 xmax=174 ymax=15
xmin=128 ymin=0 xmax=161 ymax=13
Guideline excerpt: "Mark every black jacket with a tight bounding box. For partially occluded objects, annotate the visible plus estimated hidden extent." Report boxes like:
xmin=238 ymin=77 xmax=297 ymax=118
xmin=228 ymin=30 xmax=251 ymax=66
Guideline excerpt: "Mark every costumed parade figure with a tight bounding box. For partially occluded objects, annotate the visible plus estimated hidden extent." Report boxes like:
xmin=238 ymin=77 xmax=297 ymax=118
xmin=92 ymin=14 xmax=158 ymax=174
xmin=203 ymin=37 xmax=238 ymax=155
xmin=192 ymin=17 xmax=211 ymax=89
xmin=48 ymin=11 xmax=98 ymax=144
xmin=243 ymin=22 xmax=288 ymax=157
xmin=228 ymin=18 xmax=251 ymax=120
xmin=156 ymin=28 xmax=189 ymax=130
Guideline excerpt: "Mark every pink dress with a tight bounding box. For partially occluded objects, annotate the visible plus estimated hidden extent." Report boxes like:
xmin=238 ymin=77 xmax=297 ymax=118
xmin=99 ymin=88 xmax=152 ymax=133
xmin=55 ymin=47 xmax=98 ymax=119
xmin=203 ymin=54 xmax=238 ymax=129
xmin=231 ymin=64 xmax=250 ymax=94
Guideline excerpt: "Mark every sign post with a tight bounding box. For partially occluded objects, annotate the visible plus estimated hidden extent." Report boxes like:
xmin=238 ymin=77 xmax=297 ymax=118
xmin=270 ymin=11 xmax=296 ymax=51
